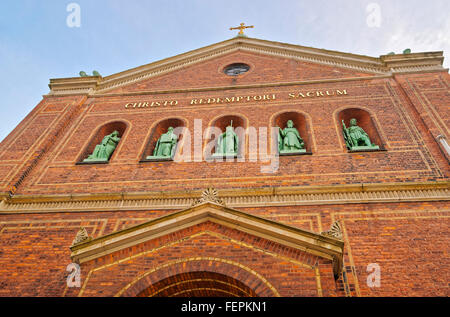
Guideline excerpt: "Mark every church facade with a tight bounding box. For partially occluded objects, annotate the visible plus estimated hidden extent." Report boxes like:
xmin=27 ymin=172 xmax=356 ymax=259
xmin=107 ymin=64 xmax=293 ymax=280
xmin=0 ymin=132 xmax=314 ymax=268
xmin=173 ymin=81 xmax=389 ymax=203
xmin=0 ymin=35 xmax=449 ymax=297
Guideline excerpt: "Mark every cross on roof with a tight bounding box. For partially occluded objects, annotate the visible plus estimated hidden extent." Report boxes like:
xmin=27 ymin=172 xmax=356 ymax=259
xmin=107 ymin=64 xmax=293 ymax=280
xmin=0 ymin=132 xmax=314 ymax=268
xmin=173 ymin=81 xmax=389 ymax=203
xmin=229 ymin=23 xmax=254 ymax=36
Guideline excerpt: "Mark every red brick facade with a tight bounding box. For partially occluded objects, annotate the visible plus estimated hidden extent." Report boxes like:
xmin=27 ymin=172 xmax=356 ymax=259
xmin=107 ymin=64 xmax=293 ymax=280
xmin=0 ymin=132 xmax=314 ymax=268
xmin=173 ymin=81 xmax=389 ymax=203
xmin=0 ymin=37 xmax=448 ymax=297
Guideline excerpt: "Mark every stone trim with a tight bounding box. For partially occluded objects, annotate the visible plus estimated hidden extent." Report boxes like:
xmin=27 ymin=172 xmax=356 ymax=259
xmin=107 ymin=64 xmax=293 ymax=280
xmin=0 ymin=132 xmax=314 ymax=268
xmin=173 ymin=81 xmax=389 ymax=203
xmin=48 ymin=76 xmax=101 ymax=96
xmin=191 ymin=188 xmax=226 ymax=207
xmin=45 ymin=37 xmax=446 ymax=96
xmin=82 ymin=74 xmax=393 ymax=98
xmin=321 ymin=221 xmax=343 ymax=240
xmin=0 ymin=182 xmax=448 ymax=214
xmin=69 ymin=202 xmax=344 ymax=276
xmin=71 ymin=227 xmax=92 ymax=246
xmin=116 ymin=257 xmax=280 ymax=297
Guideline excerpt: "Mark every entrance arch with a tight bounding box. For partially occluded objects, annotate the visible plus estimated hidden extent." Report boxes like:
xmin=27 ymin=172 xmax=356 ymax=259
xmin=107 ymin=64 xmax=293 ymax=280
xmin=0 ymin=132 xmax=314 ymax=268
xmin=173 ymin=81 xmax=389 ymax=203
xmin=116 ymin=257 xmax=279 ymax=297
xmin=137 ymin=271 xmax=258 ymax=297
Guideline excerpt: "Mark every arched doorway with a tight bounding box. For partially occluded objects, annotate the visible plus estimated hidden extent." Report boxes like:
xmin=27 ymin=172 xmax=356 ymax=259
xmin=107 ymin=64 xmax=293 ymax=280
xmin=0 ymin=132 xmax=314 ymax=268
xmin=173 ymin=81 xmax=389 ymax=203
xmin=137 ymin=271 xmax=258 ymax=297
xmin=117 ymin=257 xmax=279 ymax=297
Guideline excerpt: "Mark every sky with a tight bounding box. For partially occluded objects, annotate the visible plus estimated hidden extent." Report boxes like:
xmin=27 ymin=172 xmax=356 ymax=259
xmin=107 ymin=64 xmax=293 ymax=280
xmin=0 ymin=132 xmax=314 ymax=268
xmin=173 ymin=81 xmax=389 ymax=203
xmin=0 ymin=0 xmax=449 ymax=142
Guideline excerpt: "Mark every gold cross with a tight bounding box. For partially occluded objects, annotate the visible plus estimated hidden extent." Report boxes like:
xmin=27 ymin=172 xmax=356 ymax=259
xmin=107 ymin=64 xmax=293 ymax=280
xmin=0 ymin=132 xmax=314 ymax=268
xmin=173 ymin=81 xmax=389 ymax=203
xmin=230 ymin=22 xmax=254 ymax=35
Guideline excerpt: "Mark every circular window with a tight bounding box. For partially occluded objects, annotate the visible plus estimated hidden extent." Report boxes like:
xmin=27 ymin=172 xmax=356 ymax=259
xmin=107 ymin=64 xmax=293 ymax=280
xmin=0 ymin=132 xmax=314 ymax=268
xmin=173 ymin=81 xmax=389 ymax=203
xmin=224 ymin=63 xmax=250 ymax=76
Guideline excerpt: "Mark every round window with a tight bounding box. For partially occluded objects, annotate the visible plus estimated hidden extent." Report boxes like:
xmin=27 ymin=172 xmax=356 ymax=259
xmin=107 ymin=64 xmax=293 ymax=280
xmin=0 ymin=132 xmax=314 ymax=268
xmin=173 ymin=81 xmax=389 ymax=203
xmin=224 ymin=63 xmax=250 ymax=76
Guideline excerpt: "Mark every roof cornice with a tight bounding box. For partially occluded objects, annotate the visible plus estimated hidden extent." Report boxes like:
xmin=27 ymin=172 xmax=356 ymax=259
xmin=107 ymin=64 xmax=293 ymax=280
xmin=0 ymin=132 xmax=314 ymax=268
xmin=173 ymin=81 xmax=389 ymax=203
xmin=46 ymin=37 xmax=447 ymax=96
xmin=1 ymin=181 xmax=448 ymax=214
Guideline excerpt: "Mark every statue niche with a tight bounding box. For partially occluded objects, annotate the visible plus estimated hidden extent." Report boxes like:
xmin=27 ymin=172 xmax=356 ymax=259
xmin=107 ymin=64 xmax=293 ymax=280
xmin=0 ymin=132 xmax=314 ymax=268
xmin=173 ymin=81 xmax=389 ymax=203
xmin=212 ymin=121 xmax=239 ymax=158
xmin=83 ymin=130 xmax=121 ymax=162
xmin=146 ymin=127 xmax=178 ymax=160
xmin=278 ymin=120 xmax=306 ymax=154
xmin=342 ymin=118 xmax=379 ymax=151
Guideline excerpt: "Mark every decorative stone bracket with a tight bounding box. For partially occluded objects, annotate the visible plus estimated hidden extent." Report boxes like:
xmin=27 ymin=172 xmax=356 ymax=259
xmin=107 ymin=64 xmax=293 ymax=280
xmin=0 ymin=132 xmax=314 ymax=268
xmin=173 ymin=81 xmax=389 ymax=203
xmin=71 ymin=227 xmax=92 ymax=246
xmin=191 ymin=188 xmax=226 ymax=207
xmin=321 ymin=221 xmax=343 ymax=240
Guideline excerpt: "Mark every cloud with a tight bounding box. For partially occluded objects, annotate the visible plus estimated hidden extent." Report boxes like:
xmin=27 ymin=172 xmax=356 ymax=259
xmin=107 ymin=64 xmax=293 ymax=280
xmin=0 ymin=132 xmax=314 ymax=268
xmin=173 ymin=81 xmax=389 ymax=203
xmin=383 ymin=18 xmax=450 ymax=67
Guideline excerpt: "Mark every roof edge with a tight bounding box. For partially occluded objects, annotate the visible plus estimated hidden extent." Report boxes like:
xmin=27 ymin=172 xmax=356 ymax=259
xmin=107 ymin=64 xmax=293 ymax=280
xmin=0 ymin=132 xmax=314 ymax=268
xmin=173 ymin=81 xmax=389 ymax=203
xmin=46 ymin=37 xmax=447 ymax=96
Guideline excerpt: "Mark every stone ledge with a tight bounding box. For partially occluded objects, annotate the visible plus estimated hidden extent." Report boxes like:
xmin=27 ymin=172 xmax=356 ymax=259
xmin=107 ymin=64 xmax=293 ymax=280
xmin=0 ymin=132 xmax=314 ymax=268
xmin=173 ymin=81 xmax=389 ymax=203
xmin=0 ymin=181 xmax=448 ymax=214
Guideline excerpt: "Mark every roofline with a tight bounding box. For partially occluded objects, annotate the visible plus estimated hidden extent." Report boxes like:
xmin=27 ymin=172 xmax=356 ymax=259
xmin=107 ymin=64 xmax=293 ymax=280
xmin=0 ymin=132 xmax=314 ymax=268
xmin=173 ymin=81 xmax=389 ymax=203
xmin=46 ymin=37 xmax=446 ymax=96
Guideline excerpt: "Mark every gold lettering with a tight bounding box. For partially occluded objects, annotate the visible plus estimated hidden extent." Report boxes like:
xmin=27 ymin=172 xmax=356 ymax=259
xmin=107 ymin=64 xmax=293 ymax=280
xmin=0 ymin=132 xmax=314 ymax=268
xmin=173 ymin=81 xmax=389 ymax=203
xmin=126 ymin=88 xmax=347 ymax=110
xmin=137 ymin=102 xmax=149 ymax=108
xmin=225 ymin=97 xmax=235 ymax=103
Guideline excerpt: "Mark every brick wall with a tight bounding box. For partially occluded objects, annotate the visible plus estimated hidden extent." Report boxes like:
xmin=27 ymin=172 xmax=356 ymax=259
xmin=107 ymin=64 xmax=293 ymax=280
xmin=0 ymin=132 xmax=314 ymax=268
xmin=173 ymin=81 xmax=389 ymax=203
xmin=0 ymin=70 xmax=448 ymax=196
xmin=0 ymin=201 xmax=448 ymax=296
xmin=0 ymin=50 xmax=448 ymax=297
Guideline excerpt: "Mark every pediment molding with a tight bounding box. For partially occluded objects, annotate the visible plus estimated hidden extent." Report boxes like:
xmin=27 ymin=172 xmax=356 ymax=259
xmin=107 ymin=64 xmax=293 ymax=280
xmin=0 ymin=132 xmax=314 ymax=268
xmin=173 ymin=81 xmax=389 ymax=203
xmin=47 ymin=37 xmax=446 ymax=96
xmin=69 ymin=201 xmax=344 ymax=276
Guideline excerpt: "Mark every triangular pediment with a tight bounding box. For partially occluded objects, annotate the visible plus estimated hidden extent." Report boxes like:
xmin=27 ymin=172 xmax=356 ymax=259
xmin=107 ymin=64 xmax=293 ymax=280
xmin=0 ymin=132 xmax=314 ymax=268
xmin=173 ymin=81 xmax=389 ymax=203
xmin=48 ymin=37 xmax=445 ymax=96
xmin=95 ymin=37 xmax=384 ymax=94
xmin=70 ymin=201 xmax=344 ymax=276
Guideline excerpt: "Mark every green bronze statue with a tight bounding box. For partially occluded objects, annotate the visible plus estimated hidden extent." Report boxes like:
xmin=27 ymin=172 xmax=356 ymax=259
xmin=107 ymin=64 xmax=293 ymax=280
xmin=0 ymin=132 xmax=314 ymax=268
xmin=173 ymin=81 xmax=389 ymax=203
xmin=83 ymin=130 xmax=121 ymax=162
xmin=147 ymin=127 xmax=178 ymax=160
xmin=278 ymin=120 xmax=306 ymax=154
xmin=342 ymin=118 xmax=379 ymax=151
xmin=213 ymin=121 xmax=239 ymax=157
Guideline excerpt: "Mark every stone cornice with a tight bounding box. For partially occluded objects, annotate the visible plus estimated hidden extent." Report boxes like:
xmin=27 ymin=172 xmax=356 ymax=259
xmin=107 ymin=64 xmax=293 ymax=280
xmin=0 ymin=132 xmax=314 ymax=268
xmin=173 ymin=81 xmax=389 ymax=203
xmin=380 ymin=52 xmax=445 ymax=74
xmin=69 ymin=202 xmax=344 ymax=276
xmin=1 ymin=181 xmax=448 ymax=214
xmin=86 ymin=74 xmax=393 ymax=98
xmin=45 ymin=37 xmax=447 ymax=96
xmin=48 ymin=76 xmax=102 ymax=96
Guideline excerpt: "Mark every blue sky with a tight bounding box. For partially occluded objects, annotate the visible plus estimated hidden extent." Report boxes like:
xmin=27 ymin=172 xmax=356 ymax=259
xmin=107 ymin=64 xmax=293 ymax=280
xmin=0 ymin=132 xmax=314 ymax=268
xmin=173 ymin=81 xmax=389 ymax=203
xmin=0 ymin=0 xmax=449 ymax=142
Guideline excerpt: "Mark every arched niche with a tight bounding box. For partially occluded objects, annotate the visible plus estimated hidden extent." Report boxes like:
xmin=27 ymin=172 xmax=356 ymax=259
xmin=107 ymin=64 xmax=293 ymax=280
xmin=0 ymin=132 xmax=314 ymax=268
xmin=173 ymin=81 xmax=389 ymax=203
xmin=337 ymin=108 xmax=383 ymax=151
xmin=78 ymin=121 xmax=127 ymax=163
xmin=273 ymin=111 xmax=312 ymax=153
xmin=205 ymin=115 xmax=246 ymax=158
xmin=141 ymin=118 xmax=186 ymax=161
